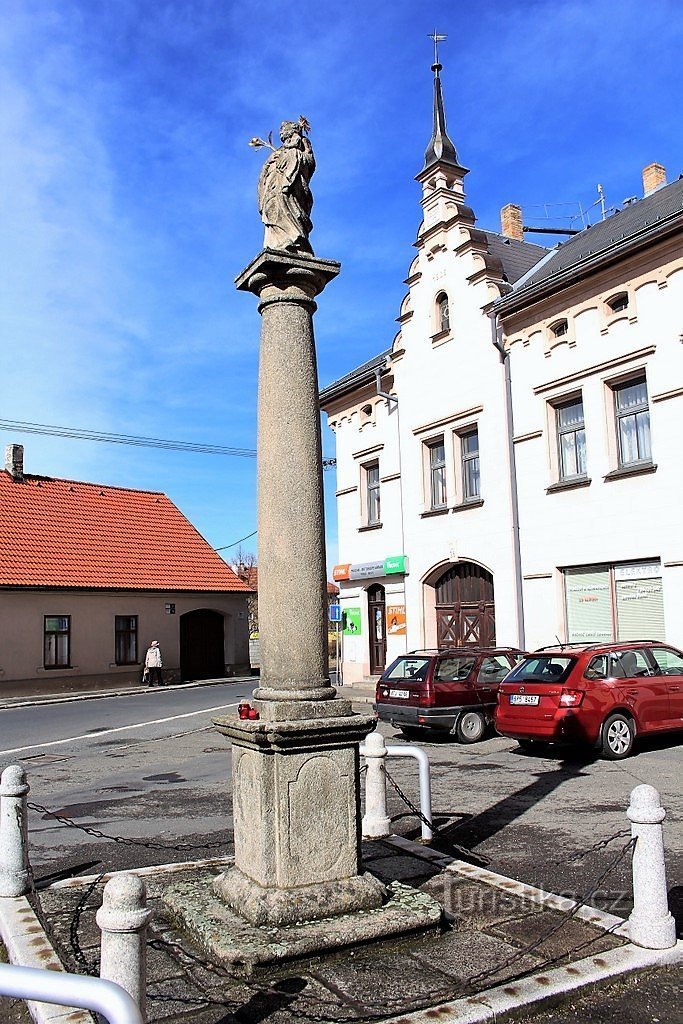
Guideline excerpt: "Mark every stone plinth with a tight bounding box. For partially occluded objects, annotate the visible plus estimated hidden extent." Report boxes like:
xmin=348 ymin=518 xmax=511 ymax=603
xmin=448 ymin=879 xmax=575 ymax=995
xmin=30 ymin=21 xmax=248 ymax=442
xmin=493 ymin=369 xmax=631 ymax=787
xmin=212 ymin=711 xmax=382 ymax=927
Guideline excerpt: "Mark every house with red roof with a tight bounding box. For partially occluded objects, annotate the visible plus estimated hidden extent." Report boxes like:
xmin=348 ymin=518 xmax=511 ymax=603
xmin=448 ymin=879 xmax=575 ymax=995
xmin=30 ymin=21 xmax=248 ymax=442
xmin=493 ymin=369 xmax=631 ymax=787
xmin=0 ymin=444 xmax=252 ymax=696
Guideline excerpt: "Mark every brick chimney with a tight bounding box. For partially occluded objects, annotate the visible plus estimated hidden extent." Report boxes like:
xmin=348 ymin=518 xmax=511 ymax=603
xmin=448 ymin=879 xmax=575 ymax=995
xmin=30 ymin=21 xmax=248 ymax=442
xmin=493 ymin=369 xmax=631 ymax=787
xmin=642 ymin=163 xmax=666 ymax=196
xmin=501 ymin=203 xmax=524 ymax=242
xmin=5 ymin=444 xmax=24 ymax=481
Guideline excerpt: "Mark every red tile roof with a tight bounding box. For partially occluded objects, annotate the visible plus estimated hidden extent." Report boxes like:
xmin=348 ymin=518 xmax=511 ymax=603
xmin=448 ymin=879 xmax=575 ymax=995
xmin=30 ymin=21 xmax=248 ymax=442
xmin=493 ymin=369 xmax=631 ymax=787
xmin=0 ymin=470 xmax=250 ymax=592
xmin=234 ymin=564 xmax=339 ymax=596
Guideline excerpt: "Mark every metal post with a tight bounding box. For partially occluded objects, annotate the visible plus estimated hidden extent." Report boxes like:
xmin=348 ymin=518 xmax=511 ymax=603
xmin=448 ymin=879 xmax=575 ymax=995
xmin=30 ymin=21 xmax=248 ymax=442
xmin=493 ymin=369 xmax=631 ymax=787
xmin=627 ymin=784 xmax=676 ymax=949
xmin=0 ymin=963 xmax=143 ymax=1024
xmin=361 ymin=732 xmax=391 ymax=838
xmin=0 ymin=764 xmax=31 ymax=897
xmin=97 ymin=874 xmax=153 ymax=1017
xmin=359 ymin=740 xmax=433 ymax=843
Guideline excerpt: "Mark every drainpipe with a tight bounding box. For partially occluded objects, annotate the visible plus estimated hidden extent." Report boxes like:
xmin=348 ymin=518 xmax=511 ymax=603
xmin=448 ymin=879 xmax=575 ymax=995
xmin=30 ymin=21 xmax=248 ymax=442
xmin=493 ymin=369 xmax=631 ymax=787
xmin=489 ymin=313 xmax=526 ymax=650
xmin=374 ymin=363 xmax=407 ymax=643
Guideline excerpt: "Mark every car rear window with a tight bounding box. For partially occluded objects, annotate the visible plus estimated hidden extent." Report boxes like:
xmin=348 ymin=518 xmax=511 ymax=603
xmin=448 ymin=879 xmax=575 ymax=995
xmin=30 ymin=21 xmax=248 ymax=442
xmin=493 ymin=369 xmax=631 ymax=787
xmin=435 ymin=656 xmax=476 ymax=681
xmin=383 ymin=657 xmax=431 ymax=681
xmin=505 ymin=655 xmax=575 ymax=684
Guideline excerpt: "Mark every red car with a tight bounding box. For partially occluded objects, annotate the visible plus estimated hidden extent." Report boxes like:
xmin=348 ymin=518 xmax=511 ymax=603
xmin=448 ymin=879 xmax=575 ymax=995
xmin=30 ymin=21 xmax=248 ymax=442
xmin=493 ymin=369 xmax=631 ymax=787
xmin=495 ymin=641 xmax=683 ymax=759
xmin=375 ymin=647 xmax=524 ymax=743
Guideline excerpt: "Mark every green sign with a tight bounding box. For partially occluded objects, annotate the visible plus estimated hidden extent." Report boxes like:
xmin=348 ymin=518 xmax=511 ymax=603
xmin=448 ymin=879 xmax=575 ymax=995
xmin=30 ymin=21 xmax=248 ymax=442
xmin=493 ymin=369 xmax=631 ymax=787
xmin=384 ymin=555 xmax=408 ymax=575
xmin=343 ymin=608 xmax=362 ymax=636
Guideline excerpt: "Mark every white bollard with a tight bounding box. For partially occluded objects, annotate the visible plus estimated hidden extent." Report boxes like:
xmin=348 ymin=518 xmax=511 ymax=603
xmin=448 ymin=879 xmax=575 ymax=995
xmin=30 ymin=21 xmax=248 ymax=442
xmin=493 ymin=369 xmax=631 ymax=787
xmin=97 ymin=874 xmax=153 ymax=1018
xmin=0 ymin=764 xmax=31 ymax=897
xmin=627 ymin=784 xmax=676 ymax=949
xmin=361 ymin=731 xmax=392 ymax=839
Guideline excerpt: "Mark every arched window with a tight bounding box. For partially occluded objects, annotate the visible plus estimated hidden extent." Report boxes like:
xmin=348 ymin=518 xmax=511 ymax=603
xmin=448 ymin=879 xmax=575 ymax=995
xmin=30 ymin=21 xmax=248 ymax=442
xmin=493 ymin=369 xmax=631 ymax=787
xmin=550 ymin=319 xmax=569 ymax=338
xmin=606 ymin=292 xmax=629 ymax=314
xmin=436 ymin=293 xmax=450 ymax=334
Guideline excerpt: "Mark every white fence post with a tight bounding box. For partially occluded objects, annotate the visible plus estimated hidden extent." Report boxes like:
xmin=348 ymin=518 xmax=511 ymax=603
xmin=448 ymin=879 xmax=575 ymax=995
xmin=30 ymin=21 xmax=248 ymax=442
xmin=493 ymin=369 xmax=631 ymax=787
xmin=361 ymin=731 xmax=392 ymax=838
xmin=97 ymin=874 xmax=153 ymax=1018
xmin=0 ymin=764 xmax=31 ymax=897
xmin=627 ymin=784 xmax=676 ymax=949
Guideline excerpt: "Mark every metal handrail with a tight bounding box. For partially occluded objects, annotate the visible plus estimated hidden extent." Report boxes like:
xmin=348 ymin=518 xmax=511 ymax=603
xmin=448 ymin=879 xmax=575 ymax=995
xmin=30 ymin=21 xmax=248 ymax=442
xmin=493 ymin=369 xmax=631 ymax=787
xmin=0 ymin=962 xmax=143 ymax=1024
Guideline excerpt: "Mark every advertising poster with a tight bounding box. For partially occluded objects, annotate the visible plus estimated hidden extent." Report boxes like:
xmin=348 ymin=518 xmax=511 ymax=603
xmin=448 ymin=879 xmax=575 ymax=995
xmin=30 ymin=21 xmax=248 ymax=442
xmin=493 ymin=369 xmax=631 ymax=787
xmin=386 ymin=605 xmax=406 ymax=635
xmin=343 ymin=608 xmax=362 ymax=636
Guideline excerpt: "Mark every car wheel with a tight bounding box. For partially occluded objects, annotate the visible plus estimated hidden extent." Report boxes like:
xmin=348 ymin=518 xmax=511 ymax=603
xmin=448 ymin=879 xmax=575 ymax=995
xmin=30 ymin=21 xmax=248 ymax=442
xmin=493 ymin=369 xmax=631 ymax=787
xmin=601 ymin=713 xmax=635 ymax=760
xmin=455 ymin=711 xmax=486 ymax=744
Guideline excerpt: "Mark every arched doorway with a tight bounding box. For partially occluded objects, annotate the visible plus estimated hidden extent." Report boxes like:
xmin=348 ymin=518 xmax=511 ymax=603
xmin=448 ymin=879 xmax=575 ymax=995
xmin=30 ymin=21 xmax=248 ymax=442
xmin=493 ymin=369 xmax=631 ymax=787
xmin=180 ymin=609 xmax=225 ymax=681
xmin=434 ymin=563 xmax=495 ymax=648
xmin=367 ymin=583 xmax=387 ymax=675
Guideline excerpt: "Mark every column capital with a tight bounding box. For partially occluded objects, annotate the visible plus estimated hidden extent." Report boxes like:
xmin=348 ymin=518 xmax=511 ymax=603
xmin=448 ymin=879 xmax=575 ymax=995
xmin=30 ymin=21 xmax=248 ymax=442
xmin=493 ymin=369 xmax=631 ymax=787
xmin=235 ymin=248 xmax=340 ymax=302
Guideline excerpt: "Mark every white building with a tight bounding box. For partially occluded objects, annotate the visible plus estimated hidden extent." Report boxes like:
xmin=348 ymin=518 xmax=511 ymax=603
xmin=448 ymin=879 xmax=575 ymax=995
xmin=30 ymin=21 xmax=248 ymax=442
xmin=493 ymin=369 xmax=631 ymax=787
xmin=320 ymin=59 xmax=683 ymax=686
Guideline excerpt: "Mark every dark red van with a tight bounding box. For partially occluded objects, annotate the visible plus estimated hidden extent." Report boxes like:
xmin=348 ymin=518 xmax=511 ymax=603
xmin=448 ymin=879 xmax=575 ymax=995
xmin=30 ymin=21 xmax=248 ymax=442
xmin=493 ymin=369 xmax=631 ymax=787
xmin=375 ymin=648 xmax=523 ymax=743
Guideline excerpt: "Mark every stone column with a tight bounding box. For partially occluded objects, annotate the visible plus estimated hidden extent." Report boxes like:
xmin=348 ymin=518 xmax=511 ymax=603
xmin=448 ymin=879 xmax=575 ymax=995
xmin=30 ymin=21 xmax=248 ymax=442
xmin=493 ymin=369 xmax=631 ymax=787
xmin=212 ymin=249 xmax=381 ymax=926
xmin=627 ymin=784 xmax=676 ymax=949
xmin=0 ymin=764 xmax=31 ymax=897
xmin=97 ymin=874 xmax=153 ymax=1016
xmin=239 ymin=249 xmax=338 ymax=707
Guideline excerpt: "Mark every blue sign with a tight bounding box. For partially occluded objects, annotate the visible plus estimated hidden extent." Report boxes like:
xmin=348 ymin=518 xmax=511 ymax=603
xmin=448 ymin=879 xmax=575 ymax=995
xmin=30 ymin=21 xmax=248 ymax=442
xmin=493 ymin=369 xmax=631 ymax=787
xmin=329 ymin=603 xmax=342 ymax=623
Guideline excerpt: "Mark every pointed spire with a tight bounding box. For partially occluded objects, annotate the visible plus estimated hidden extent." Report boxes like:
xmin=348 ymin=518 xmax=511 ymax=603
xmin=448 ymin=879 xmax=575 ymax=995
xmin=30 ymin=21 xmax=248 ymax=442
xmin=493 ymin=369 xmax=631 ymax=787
xmin=423 ymin=34 xmax=460 ymax=172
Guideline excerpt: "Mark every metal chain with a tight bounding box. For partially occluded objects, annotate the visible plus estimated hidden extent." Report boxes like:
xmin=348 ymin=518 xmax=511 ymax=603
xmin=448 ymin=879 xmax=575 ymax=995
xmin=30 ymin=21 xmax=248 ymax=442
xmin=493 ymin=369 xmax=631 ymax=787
xmin=68 ymin=871 xmax=106 ymax=975
xmin=558 ymin=828 xmax=632 ymax=864
xmin=27 ymin=800 xmax=229 ymax=852
xmin=383 ymin=765 xmax=489 ymax=866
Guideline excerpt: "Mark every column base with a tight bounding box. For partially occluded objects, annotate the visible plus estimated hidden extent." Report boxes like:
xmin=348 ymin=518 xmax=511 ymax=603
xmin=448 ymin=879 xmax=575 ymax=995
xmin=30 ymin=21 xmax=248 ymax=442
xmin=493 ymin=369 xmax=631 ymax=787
xmin=164 ymin=869 xmax=443 ymax=978
xmin=214 ymin=866 xmax=385 ymax=927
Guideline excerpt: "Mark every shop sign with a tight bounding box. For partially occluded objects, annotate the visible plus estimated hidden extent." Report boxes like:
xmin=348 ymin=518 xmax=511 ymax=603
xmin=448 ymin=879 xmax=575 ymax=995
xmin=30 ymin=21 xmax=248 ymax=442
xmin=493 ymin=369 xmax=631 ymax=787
xmin=333 ymin=555 xmax=408 ymax=582
xmin=386 ymin=605 xmax=406 ymax=636
xmin=343 ymin=608 xmax=362 ymax=636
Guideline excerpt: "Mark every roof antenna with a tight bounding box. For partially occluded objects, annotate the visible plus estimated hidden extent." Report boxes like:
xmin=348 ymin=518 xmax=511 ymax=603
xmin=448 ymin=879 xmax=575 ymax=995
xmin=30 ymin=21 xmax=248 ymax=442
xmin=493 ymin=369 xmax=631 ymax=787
xmin=555 ymin=634 xmax=565 ymax=650
xmin=597 ymin=183 xmax=606 ymax=221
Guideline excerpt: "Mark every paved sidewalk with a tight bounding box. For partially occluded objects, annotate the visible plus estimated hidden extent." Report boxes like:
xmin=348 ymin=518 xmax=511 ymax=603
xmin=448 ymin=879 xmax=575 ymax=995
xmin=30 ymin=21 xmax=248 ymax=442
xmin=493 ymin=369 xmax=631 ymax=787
xmin=0 ymin=675 xmax=257 ymax=710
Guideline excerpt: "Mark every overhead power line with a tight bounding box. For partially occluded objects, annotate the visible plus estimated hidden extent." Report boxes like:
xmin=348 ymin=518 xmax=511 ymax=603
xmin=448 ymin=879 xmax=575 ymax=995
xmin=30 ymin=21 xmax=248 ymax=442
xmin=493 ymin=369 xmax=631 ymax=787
xmin=214 ymin=530 xmax=258 ymax=552
xmin=0 ymin=418 xmax=336 ymax=465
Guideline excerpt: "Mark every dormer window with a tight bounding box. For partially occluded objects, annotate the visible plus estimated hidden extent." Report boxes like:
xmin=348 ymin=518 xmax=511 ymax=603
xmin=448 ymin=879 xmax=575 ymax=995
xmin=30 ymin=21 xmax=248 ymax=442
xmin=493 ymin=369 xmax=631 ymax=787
xmin=606 ymin=292 xmax=629 ymax=314
xmin=550 ymin=319 xmax=569 ymax=338
xmin=437 ymin=293 xmax=450 ymax=334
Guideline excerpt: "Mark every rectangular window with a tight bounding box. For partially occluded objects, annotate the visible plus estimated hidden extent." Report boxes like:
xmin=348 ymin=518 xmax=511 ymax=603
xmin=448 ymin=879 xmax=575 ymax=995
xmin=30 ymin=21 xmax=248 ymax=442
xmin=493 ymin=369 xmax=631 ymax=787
xmin=614 ymin=378 xmax=651 ymax=467
xmin=556 ymin=397 xmax=587 ymax=479
xmin=428 ymin=439 xmax=447 ymax=509
xmin=564 ymin=560 xmax=664 ymax=643
xmin=461 ymin=429 xmax=480 ymax=501
xmin=44 ymin=615 xmax=70 ymax=669
xmin=365 ymin=462 xmax=380 ymax=525
xmin=115 ymin=615 xmax=138 ymax=665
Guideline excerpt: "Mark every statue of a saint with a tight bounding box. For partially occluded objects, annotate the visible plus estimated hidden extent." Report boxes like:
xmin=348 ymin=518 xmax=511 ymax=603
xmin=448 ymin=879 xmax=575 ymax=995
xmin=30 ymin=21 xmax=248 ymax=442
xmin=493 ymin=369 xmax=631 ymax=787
xmin=250 ymin=117 xmax=315 ymax=255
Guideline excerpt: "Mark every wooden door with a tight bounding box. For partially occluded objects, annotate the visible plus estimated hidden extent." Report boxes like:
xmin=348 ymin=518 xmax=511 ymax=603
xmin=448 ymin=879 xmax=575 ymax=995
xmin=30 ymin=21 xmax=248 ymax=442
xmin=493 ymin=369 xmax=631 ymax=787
xmin=435 ymin=563 xmax=495 ymax=648
xmin=368 ymin=584 xmax=387 ymax=674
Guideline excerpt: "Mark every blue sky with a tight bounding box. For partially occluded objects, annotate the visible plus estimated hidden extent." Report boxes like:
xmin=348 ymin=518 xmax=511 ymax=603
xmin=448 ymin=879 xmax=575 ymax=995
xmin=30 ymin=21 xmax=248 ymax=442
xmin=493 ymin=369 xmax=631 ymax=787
xmin=2 ymin=0 xmax=682 ymax=573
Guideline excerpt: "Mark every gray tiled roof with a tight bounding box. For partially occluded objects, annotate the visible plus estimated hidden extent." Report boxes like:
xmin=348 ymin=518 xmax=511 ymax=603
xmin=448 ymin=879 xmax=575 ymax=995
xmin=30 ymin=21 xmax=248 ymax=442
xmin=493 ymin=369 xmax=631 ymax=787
xmin=495 ymin=176 xmax=683 ymax=312
xmin=483 ymin=231 xmax=548 ymax=284
xmin=319 ymin=348 xmax=392 ymax=405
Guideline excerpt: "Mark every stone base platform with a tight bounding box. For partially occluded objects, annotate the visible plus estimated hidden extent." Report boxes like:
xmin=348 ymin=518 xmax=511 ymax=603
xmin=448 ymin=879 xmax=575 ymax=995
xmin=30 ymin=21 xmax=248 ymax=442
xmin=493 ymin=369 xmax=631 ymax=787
xmin=163 ymin=869 xmax=443 ymax=977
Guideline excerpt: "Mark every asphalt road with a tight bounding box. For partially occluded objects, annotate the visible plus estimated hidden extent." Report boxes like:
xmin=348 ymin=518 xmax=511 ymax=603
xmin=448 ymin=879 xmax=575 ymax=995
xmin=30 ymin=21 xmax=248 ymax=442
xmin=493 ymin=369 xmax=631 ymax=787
xmin=0 ymin=682 xmax=680 ymax=913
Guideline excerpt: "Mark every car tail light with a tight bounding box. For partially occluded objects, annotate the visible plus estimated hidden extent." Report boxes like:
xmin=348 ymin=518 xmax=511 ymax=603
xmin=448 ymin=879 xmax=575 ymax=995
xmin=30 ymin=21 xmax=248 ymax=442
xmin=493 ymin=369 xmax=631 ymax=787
xmin=559 ymin=689 xmax=584 ymax=708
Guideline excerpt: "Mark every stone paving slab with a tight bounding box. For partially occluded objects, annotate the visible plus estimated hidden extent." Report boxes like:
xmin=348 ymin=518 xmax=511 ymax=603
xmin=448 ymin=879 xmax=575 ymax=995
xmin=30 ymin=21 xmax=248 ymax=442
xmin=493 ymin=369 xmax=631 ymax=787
xmin=28 ymin=840 xmax=647 ymax=1024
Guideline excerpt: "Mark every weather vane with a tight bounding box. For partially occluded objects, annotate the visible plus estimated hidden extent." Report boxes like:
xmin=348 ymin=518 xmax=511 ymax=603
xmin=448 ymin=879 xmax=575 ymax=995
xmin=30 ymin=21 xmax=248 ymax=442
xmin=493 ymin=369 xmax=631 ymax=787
xmin=428 ymin=29 xmax=447 ymax=69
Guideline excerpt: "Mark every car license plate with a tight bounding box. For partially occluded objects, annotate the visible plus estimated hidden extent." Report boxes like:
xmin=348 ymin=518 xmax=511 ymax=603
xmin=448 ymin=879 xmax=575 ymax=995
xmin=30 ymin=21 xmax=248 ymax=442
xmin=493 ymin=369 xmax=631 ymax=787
xmin=389 ymin=689 xmax=410 ymax=699
xmin=510 ymin=694 xmax=539 ymax=706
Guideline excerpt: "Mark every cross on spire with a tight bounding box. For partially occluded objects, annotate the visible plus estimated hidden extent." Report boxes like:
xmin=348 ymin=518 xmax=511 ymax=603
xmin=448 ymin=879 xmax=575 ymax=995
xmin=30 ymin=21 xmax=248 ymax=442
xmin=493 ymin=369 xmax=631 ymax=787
xmin=428 ymin=29 xmax=447 ymax=71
